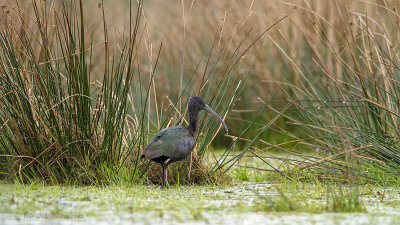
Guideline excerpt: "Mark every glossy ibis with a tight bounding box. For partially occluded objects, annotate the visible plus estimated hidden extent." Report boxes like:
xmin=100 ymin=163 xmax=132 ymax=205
xmin=142 ymin=96 xmax=228 ymax=188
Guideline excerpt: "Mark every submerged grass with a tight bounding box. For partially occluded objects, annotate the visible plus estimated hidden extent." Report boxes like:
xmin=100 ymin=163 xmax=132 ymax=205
xmin=256 ymin=184 xmax=365 ymax=213
xmin=2 ymin=180 xmax=399 ymax=220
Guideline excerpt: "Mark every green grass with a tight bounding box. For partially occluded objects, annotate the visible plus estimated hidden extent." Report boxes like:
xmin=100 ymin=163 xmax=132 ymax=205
xmin=256 ymin=184 xmax=365 ymax=213
xmin=0 ymin=0 xmax=262 ymax=185
xmin=1 ymin=180 xmax=400 ymax=222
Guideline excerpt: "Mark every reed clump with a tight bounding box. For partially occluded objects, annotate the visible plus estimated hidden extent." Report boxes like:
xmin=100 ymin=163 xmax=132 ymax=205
xmin=0 ymin=0 xmax=255 ymax=185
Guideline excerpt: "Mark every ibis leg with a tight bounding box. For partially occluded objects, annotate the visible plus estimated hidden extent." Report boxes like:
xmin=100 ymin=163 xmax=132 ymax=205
xmin=161 ymin=164 xmax=165 ymax=189
xmin=165 ymin=165 xmax=169 ymax=188
xmin=162 ymin=159 xmax=171 ymax=189
xmin=162 ymin=164 xmax=169 ymax=188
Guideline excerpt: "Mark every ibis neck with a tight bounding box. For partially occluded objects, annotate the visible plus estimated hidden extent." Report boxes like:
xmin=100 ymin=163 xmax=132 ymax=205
xmin=187 ymin=107 xmax=200 ymax=137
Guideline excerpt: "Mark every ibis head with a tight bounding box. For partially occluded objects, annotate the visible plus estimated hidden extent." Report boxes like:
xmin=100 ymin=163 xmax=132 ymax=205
xmin=187 ymin=96 xmax=228 ymax=136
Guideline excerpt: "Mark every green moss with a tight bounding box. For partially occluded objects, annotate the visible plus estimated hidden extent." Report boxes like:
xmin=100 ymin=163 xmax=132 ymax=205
xmin=1 ymin=181 xmax=400 ymax=224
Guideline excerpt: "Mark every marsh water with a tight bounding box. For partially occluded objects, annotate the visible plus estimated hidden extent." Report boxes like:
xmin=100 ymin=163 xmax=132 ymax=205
xmin=1 ymin=182 xmax=400 ymax=225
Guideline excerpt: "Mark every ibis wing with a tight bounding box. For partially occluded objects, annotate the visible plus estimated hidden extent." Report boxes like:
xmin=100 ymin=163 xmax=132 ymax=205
xmin=142 ymin=128 xmax=169 ymax=159
xmin=143 ymin=127 xmax=193 ymax=160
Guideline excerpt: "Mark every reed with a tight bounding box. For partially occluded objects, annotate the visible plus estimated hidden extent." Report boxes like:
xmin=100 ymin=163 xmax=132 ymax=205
xmin=220 ymin=0 xmax=400 ymax=182
xmin=0 ymin=0 xmax=262 ymax=185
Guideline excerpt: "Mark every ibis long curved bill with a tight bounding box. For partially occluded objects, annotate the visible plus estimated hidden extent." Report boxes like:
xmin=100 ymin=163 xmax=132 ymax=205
xmin=203 ymin=104 xmax=228 ymax=133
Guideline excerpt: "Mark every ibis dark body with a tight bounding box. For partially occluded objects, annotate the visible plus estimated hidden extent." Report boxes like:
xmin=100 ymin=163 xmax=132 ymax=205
xmin=142 ymin=96 xmax=228 ymax=188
